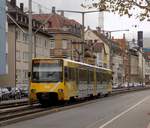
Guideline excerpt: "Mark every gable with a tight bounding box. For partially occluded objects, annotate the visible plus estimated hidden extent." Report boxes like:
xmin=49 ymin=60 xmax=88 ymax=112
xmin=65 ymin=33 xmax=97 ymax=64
xmin=85 ymin=30 xmax=110 ymax=48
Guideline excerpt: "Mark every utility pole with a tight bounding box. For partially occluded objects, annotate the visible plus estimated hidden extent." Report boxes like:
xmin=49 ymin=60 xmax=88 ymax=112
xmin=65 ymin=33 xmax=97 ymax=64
xmin=28 ymin=0 xmax=32 ymax=76
xmin=28 ymin=0 xmax=32 ymax=104
xmin=82 ymin=12 xmax=85 ymax=61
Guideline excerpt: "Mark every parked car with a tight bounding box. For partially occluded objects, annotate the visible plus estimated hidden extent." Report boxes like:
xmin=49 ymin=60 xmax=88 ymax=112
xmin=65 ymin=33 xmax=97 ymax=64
xmin=112 ymin=83 xmax=119 ymax=89
xmin=121 ymin=82 xmax=128 ymax=88
xmin=20 ymin=86 xmax=28 ymax=97
xmin=128 ymin=83 xmax=134 ymax=88
xmin=10 ymin=87 xmax=21 ymax=99
xmin=0 ymin=88 xmax=2 ymax=101
xmin=1 ymin=88 xmax=10 ymax=100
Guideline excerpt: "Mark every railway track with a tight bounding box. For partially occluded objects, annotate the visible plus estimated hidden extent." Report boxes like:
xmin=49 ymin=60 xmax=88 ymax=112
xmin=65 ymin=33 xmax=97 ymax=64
xmin=0 ymin=86 xmax=149 ymax=127
xmin=0 ymin=99 xmax=28 ymax=109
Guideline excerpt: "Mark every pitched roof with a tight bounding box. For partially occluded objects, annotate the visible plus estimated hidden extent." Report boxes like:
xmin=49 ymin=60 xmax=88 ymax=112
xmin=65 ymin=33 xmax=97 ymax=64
xmin=7 ymin=1 xmax=51 ymax=37
xmin=33 ymin=13 xmax=81 ymax=29
xmin=91 ymin=30 xmax=110 ymax=46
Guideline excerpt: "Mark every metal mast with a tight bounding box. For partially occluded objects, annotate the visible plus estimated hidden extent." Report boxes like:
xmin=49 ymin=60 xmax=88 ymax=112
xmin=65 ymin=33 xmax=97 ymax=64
xmin=28 ymin=0 xmax=32 ymax=76
xmin=28 ymin=0 xmax=32 ymax=105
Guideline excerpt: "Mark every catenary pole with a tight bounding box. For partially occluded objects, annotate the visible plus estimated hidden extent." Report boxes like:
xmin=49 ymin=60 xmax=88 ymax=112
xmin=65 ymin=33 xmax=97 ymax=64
xmin=28 ymin=0 xmax=32 ymax=77
xmin=28 ymin=0 xmax=32 ymax=104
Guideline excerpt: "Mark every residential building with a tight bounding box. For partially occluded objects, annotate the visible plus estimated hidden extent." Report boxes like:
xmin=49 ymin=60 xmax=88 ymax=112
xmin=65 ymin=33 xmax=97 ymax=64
xmin=145 ymin=60 xmax=150 ymax=85
xmin=143 ymin=36 xmax=150 ymax=85
xmin=0 ymin=0 xmax=52 ymax=88
xmin=128 ymin=48 xmax=145 ymax=84
xmin=33 ymin=7 xmax=83 ymax=61
xmin=111 ymin=41 xmax=124 ymax=86
xmin=143 ymin=48 xmax=150 ymax=85
xmin=112 ymin=34 xmax=129 ymax=84
xmin=84 ymin=27 xmax=110 ymax=68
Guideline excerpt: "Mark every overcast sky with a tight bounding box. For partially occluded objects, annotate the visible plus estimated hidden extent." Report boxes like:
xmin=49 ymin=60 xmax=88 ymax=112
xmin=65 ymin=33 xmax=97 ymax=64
xmin=17 ymin=0 xmax=150 ymax=39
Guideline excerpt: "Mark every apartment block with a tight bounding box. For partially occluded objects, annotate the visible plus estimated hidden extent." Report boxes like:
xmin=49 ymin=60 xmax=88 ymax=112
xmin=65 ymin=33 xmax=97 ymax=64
xmin=0 ymin=0 xmax=52 ymax=88
xmin=33 ymin=7 xmax=83 ymax=62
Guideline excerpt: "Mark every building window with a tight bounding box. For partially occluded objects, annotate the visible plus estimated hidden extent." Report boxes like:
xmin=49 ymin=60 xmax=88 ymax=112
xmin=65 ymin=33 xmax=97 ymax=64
xmin=23 ymin=70 xmax=28 ymax=79
xmin=23 ymin=33 xmax=28 ymax=43
xmin=16 ymin=69 xmax=21 ymax=80
xmin=23 ymin=52 xmax=28 ymax=61
xmin=45 ymin=40 xmax=48 ymax=48
xmin=50 ymin=40 xmax=55 ymax=49
xmin=62 ymin=40 xmax=68 ymax=49
xmin=16 ymin=29 xmax=21 ymax=41
xmin=16 ymin=51 xmax=21 ymax=61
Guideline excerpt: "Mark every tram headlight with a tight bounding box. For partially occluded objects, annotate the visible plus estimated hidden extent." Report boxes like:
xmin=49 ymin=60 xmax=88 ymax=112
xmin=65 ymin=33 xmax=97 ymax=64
xmin=31 ymin=89 xmax=36 ymax=93
xmin=58 ymin=89 xmax=63 ymax=93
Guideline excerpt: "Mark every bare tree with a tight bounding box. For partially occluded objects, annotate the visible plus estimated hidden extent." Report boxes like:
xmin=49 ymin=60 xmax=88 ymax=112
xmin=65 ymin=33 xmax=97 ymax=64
xmin=81 ymin=0 xmax=150 ymax=21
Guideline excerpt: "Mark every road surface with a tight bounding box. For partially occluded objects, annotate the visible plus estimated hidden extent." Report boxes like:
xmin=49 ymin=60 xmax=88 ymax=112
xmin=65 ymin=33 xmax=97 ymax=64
xmin=1 ymin=90 xmax=150 ymax=128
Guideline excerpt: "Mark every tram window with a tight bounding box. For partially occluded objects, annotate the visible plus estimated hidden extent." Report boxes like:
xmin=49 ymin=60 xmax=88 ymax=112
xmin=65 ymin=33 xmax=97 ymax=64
xmin=96 ymin=72 xmax=101 ymax=84
xmin=65 ymin=67 xmax=69 ymax=81
xmin=89 ymin=70 xmax=94 ymax=83
xmin=87 ymin=70 xmax=90 ymax=84
xmin=79 ymin=69 xmax=88 ymax=83
xmin=102 ymin=73 xmax=108 ymax=84
xmin=76 ymin=69 xmax=79 ymax=84
xmin=68 ymin=68 xmax=75 ymax=81
xmin=65 ymin=67 xmax=76 ymax=81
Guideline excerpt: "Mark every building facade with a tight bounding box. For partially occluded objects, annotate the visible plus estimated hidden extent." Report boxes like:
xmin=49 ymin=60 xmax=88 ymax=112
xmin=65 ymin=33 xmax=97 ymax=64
xmin=145 ymin=60 xmax=150 ymax=85
xmin=128 ymin=48 xmax=145 ymax=84
xmin=84 ymin=27 xmax=110 ymax=68
xmin=33 ymin=7 xmax=83 ymax=62
xmin=112 ymin=35 xmax=129 ymax=85
xmin=0 ymin=0 xmax=7 ymax=75
xmin=0 ymin=0 xmax=52 ymax=88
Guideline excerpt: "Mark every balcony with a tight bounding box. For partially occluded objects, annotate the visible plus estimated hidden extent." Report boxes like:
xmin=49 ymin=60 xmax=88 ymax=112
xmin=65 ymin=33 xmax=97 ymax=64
xmin=50 ymin=49 xmax=70 ymax=58
xmin=84 ymin=57 xmax=96 ymax=65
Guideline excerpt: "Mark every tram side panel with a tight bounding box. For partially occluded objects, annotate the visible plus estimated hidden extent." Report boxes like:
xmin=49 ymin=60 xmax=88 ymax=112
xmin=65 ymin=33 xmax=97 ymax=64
xmin=77 ymin=68 xmax=88 ymax=98
xmin=88 ymin=70 xmax=95 ymax=96
xmin=63 ymin=67 xmax=77 ymax=100
xmin=96 ymin=70 xmax=112 ymax=95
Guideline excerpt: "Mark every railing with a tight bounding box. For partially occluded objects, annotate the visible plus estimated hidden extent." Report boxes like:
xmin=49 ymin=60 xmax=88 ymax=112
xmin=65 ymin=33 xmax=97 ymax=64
xmin=50 ymin=49 xmax=70 ymax=58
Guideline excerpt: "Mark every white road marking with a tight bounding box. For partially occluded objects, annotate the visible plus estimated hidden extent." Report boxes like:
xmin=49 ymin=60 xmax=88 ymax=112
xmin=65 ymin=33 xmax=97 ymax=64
xmin=98 ymin=95 xmax=150 ymax=128
xmin=86 ymin=119 xmax=103 ymax=128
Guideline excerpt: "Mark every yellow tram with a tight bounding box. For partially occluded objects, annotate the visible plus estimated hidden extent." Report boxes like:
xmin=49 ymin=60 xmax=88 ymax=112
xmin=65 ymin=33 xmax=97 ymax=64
xmin=29 ymin=58 xmax=112 ymax=105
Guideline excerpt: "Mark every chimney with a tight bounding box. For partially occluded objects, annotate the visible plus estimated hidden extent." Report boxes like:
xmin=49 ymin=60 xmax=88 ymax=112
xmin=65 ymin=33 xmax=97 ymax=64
xmin=20 ymin=3 xmax=24 ymax=12
xmin=123 ymin=33 xmax=125 ymax=39
xmin=96 ymin=27 xmax=101 ymax=33
xmin=61 ymin=11 xmax=64 ymax=17
xmin=87 ymin=26 xmax=90 ymax=30
xmin=10 ymin=0 xmax=16 ymax=7
xmin=52 ymin=6 xmax=56 ymax=14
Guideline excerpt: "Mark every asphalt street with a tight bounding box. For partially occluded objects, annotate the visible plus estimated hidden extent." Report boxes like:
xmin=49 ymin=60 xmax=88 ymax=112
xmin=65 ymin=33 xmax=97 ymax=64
xmin=1 ymin=90 xmax=150 ymax=128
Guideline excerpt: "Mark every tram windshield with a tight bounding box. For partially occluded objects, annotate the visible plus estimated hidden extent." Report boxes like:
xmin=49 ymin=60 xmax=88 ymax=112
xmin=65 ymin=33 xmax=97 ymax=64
xmin=32 ymin=60 xmax=62 ymax=83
